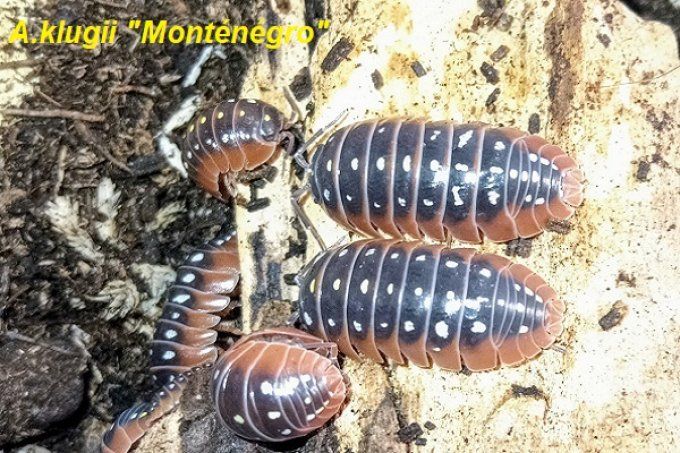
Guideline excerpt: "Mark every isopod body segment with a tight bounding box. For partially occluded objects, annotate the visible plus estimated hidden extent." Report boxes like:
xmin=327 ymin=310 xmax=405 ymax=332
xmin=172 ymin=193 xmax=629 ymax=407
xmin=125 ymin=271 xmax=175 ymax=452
xmin=298 ymin=239 xmax=565 ymax=371
xmin=309 ymin=119 xmax=584 ymax=243
xmin=212 ymin=327 xmax=348 ymax=442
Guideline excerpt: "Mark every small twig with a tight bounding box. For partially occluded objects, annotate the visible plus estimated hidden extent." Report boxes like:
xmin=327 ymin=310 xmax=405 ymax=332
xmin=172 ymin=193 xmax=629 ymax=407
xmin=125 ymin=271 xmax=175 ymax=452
xmin=111 ymin=84 xmax=157 ymax=98
xmin=52 ymin=145 xmax=67 ymax=197
xmin=3 ymin=330 xmax=79 ymax=356
xmin=94 ymin=0 xmax=129 ymax=8
xmin=74 ymin=121 xmax=132 ymax=173
xmin=0 ymin=59 xmax=40 ymax=70
xmin=1 ymin=108 xmax=105 ymax=122
xmin=35 ymin=88 xmax=63 ymax=108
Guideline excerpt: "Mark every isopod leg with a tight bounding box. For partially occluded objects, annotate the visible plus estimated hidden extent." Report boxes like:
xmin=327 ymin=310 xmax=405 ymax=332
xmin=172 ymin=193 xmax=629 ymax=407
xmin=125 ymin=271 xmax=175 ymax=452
xmin=292 ymin=185 xmax=328 ymax=250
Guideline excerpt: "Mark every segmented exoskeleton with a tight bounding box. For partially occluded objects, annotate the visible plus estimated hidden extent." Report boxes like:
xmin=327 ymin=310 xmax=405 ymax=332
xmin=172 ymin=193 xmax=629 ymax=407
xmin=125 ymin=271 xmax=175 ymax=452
xmin=304 ymin=119 xmax=584 ymax=244
xmin=102 ymin=233 xmax=347 ymax=452
xmin=298 ymin=239 xmax=564 ymax=371
xmin=182 ymin=98 xmax=295 ymax=201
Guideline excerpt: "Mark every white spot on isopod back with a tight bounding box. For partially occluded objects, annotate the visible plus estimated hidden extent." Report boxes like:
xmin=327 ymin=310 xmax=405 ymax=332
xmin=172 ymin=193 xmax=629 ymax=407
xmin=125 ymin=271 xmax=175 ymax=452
xmin=366 ymin=248 xmax=376 ymax=256
xmin=281 ymin=429 xmax=292 ymax=435
xmin=529 ymin=153 xmax=538 ymax=162
xmin=165 ymin=329 xmax=178 ymax=340
xmin=494 ymin=141 xmax=506 ymax=151
xmin=424 ymin=198 xmax=434 ymax=206
xmin=435 ymin=321 xmax=449 ymax=338
xmin=327 ymin=160 xmax=332 ymax=172
xmin=376 ymin=157 xmax=385 ymax=170
xmin=173 ymin=294 xmax=190 ymax=304
xmin=261 ymin=381 xmax=273 ymax=395
xmin=333 ymin=279 xmax=341 ymax=290
xmin=452 ymin=186 xmax=464 ymax=206
xmin=490 ymin=166 xmax=504 ymax=174
xmin=415 ymin=287 xmax=423 ymax=296
xmin=471 ymin=321 xmax=487 ymax=333
xmin=446 ymin=260 xmax=458 ymax=268
xmin=387 ymin=283 xmax=394 ymax=295
xmin=181 ymin=273 xmax=195 ymax=283
xmin=454 ymin=163 xmax=468 ymax=172
xmin=328 ymin=318 xmax=336 ymax=326
xmin=525 ymin=194 xmax=533 ymax=202
xmin=458 ymin=130 xmax=473 ymax=148
xmin=351 ymin=158 xmax=359 ymax=170
xmin=234 ymin=414 xmax=245 ymax=424
xmin=353 ymin=321 xmax=362 ymax=332
xmin=430 ymin=159 xmax=440 ymax=171
xmin=303 ymin=312 xmax=313 ymax=325
xmin=404 ymin=321 xmax=415 ymax=332
xmin=522 ymin=171 xmax=529 ymax=181
xmin=488 ymin=191 xmax=500 ymax=205
xmin=398 ymin=197 xmax=406 ymax=206
xmin=268 ymin=411 xmax=281 ymax=420
xmin=510 ymin=169 xmax=519 ymax=179
xmin=190 ymin=252 xmax=204 ymax=263
xmin=360 ymin=279 xmax=369 ymax=294
xmin=323 ymin=189 xmax=331 ymax=201
xmin=402 ymin=155 xmax=411 ymax=172
xmin=339 ymin=249 xmax=348 ymax=257
xmin=445 ymin=297 xmax=461 ymax=315
xmin=162 ymin=350 xmax=176 ymax=360
xmin=535 ymin=197 xmax=545 ymax=205
xmin=480 ymin=268 xmax=492 ymax=278
xmin=519 ymin=325 xmax=529 ymax=334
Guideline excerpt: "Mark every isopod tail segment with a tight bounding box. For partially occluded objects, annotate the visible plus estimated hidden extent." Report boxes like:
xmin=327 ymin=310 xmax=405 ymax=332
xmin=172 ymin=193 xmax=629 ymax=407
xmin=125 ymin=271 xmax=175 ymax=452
xmin=101 ymin=231 xmax=240 ymax=453
xmin=182 ymin=97 xmax=300 ymax=202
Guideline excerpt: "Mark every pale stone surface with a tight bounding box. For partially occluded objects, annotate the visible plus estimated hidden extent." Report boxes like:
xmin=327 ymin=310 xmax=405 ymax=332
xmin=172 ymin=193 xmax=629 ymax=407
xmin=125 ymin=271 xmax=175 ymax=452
xmin=142 ymin=0 xmax=679 ymax=451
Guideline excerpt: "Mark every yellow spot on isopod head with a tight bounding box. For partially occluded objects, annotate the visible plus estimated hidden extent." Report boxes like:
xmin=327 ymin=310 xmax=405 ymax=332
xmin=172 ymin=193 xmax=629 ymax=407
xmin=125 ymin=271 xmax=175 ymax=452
xmin=239 ymin=110 xmax=245 ymax=117
xmin=200 ymin=116 xmax=207 ymax=124
xmin=264 ymin=114 xmax=271 ymax=122
xmin=217 ymin=111 xmax=224 ymax=119
xmin=188 ymin=124 xmax=194 ymax=132
xmin=309 ymin=278 xmax=316 ymax=292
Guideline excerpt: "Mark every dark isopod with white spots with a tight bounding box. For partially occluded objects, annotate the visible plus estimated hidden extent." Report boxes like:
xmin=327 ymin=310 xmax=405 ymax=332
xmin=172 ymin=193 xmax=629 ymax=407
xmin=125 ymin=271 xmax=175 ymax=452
xmin=308 ymin=119 xmax=584 ymax=243
xmin=212 ymin=327 xmax=348 ymax=442
xmin=298 ymin=239 xmax=565 ymax=371
xmin=183 ymin=99 xmax=293 ymax=201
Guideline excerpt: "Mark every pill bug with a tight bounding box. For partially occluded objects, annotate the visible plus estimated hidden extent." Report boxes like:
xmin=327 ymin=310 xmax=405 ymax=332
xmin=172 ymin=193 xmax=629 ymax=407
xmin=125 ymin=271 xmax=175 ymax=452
xmin=306 ymin=119 xmax=584 ymax=243
xmin=298 ymin=239 xmax=565 ymax=371
xmin=103 ymin=233 xmax=347 ymax=451
xmin=212 ymin=327 xmax=348 ymax=442
xmin=182 ymin=99 xmax=293 ymax=201
xmin=102 ymin=231 xmax=240 ymax=453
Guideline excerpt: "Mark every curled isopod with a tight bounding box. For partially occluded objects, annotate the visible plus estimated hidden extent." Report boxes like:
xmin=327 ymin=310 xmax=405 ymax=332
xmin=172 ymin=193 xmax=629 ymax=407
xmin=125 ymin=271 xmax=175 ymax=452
xmin=298 ymin=239 xmax=564 ymax=371
xmin=182 ymin=99 xmax=294 ymax=201
xmin=211 ymin=327 xmax=348 ymax=442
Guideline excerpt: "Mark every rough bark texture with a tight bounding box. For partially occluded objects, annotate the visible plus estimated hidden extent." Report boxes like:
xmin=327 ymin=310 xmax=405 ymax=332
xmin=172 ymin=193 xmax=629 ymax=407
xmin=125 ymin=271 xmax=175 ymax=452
xmin=0 ymin=0 xmax=678 ymax=452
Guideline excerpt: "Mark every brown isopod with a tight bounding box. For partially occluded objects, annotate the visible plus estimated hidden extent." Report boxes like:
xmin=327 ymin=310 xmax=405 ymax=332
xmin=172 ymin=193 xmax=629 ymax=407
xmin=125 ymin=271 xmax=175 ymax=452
xmin=102 ymin=233 xmax=348 ymax=452
xmin=297 ymin=239 xmax=565 ymax=371
xmin=182 ymin=98 xmax=296 ymax=201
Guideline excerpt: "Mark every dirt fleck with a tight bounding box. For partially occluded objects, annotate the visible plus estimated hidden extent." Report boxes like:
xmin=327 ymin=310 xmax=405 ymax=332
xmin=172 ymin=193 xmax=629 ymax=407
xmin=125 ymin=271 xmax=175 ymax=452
xmin=410 ymin=61 xmax=427 ymax=77
xmin=597 ymin=33 xmax=612 ymax=47
xmin=397 ymin=422 xmax=424 ymax=443
xmin=480 ymin=61 xmax=500 ymax=84
xmin=415 ymin=437 xmax=427 ymax=446
xmin=616 ymin=271 xmax=637 ymax=287
xmin=511 ymin=384 xmax=545 ymax=399
xmin=505 ymin=238 xmax=533 ymax=258
xmin=547 ymin=219 xmax=573 ymax=234
xmin=371 ymin=69 xmax=384 ymax=89
xmin=636 ymin=159 xmax=651 ymax=181
xmin=424 ymin=421 xmax=436 ymax=430
xmin=321 ymin=37 xmax=355 ymax=73
xmin=599 ymin=301 xmax=629 ymax=331
xmin=486 ymin=87 xmax=501 ymax=107
xmin=645 ymin=109 xmax=672 ymax=131
xmin=490 ymin=44 xmax=510 ymax=62
xmin=528 ymin=113 xmax=541 ymax=134
xmin=289 ymin=67 xmax=313 ymax=100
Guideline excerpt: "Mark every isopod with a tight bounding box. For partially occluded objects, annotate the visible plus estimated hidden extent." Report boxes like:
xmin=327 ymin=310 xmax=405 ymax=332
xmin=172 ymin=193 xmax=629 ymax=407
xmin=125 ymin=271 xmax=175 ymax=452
xmin=298 ymin=239 xmax=565 ymax=371
xmin=212 ymin=327 xmax=348 ymax=442
xmin=300 ymin=119 xmax=584 ymax=244
xmin=102 ymin=233 xmax=347 ymax=452
xmin=182 ymin=98 xmax=294 ymax=201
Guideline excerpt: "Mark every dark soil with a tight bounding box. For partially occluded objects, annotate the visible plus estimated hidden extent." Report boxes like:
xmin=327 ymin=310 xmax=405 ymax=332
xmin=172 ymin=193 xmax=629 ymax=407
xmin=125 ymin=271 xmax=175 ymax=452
xmin=0 ymin=0 xmax=326 ymax=451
